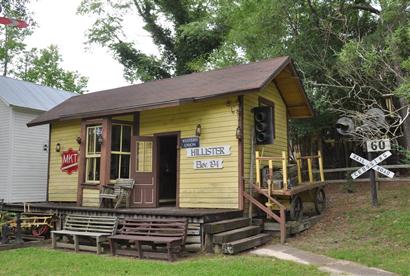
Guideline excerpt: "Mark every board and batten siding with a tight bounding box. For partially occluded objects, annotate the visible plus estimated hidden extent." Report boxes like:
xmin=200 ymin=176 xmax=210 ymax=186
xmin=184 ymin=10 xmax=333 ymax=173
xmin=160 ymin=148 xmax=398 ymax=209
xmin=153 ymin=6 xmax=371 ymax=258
xmin=0 ymin=100 xmax=11 ymax=202
xmin=140 ymin=96 xmax=239 ymax=209
xmin=10 ymin=107 xmax=49 ymax=202
xmin=48 ymin=120 xmax=81 ymax=201
xmin=243 ymin=82 xmax=288 ymax=188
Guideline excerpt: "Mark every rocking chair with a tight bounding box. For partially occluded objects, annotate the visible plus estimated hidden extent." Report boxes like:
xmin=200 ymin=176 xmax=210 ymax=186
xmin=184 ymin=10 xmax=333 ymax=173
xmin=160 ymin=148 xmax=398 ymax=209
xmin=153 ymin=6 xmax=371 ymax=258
xmin=99 ymin=179 xmax=135 ymax=208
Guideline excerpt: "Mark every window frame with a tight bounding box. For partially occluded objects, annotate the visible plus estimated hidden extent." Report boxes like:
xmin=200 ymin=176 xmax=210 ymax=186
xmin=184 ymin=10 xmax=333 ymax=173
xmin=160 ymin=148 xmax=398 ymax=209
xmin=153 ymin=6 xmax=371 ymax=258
xmin=85 ymin=125 xmax=103 ymax=184
xmin=110 ymin=123 xmax=132 ymax=182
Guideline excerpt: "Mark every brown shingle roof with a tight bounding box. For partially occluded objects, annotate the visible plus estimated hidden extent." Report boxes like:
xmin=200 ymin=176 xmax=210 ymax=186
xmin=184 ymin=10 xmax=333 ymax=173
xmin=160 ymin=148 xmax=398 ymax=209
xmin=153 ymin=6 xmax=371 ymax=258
xmin=28 ymin=56 xmax=312 ymax=127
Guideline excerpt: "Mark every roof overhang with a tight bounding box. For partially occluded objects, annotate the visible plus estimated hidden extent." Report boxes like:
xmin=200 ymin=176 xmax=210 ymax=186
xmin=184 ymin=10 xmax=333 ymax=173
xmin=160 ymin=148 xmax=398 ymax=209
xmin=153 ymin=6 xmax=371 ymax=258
xmin=269 ymin=61 xmax=313 ymax=118
xmin=27 ymin=56 xmax=313 ymax=127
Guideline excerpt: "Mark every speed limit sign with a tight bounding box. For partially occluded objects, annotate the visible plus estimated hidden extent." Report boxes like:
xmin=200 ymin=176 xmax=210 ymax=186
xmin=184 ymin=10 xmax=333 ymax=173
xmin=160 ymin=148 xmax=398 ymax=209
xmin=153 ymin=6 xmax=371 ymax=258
xmin=366 ymin=139 xmax=391 ymax=152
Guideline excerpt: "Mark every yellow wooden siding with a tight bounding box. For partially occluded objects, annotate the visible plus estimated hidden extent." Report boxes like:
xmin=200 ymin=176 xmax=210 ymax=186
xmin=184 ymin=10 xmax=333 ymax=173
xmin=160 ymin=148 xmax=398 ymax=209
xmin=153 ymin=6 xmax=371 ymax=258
xmin=140 ymin=97 xmax=239 ymax=209
xmin=48 ymin=120 xmax=81 ymax=201
xmin=243 ymin=83 xmax=288 ymax=187
xmin=82 ymin=188 xmax=100 ymax=207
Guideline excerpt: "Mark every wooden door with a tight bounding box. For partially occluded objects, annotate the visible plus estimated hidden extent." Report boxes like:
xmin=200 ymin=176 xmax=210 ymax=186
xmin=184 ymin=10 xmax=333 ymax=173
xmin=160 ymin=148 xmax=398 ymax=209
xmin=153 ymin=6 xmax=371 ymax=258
xmin=132 ymin=136 xmax=157 ymax=207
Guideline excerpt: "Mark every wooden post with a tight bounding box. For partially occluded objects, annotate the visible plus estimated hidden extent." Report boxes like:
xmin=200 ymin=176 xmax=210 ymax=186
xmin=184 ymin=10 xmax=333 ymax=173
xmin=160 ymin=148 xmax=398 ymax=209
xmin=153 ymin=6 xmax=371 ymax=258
xmin=368 ymin=151 xmax=378 ymax=207
xmin=279 ymin=208 xmax=286 ymax=244
xmin=296 ymin=151 xmax=302 ymax=184
xmin=282 ymin=151 xmax=288 ymax=190
xmin=318 ymin=151 xmax=325 ymax=182
xmin=307 ymin=158 xmax=313 ymax=183
xmin=268 ymin=160 xmax=273 ymax=192
xmin=15 ymin=213 xmax=23 ymax=244
xmin=267 ymin=160 xmax=273 ymax=211
xmin=255 ymin=151 xmax=261 ymax=188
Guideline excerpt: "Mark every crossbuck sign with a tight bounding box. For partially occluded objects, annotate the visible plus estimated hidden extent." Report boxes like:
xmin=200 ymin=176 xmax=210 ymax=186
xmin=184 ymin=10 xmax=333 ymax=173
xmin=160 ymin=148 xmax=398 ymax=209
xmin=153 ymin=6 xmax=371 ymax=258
xmin=350 ymin=151 xmax=395 ymax=179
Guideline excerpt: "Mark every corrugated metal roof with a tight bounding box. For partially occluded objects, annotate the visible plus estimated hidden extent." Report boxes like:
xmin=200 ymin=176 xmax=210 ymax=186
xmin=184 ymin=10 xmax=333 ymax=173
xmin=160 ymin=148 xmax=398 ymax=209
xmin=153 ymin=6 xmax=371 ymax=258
xmin=0 ymin=76 xmax=75 ymax=111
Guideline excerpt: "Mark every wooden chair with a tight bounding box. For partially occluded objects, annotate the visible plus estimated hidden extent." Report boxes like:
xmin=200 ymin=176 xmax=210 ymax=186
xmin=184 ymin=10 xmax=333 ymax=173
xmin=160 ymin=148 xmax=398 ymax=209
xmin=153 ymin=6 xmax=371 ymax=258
xmin=99 ymin=179 xmax=135 ymax=208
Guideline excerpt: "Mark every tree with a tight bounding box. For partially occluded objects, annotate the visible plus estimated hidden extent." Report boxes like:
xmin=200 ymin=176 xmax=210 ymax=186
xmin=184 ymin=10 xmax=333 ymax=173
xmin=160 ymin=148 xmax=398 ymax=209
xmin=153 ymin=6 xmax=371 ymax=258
xmin=17 ymin=45 xmax=88 ymax=93
xmin=0 ymin=0 xmax=35 ymax=76
xmin=78 ymin=0 xmax=227 ymax=82
xmin=200 ymin=0 xmax=409 ymax=148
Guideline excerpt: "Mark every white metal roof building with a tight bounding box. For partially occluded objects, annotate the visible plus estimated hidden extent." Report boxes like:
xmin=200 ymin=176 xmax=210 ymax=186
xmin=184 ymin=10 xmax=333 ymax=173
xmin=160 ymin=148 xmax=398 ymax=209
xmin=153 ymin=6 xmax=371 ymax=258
xmin=0 ymin=76 xmax=74 ymax=203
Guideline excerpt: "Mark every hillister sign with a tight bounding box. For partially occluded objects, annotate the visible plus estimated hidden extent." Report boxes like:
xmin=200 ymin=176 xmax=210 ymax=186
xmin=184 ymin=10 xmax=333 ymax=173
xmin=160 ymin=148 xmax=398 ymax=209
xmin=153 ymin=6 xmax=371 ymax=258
xmin=186 ymin=145 xmax=231 ymax=157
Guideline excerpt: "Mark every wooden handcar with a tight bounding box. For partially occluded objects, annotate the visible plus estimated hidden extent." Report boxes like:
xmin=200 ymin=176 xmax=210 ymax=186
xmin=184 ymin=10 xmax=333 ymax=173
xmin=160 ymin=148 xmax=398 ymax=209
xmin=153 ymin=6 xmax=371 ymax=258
xmin=1 ymin=212 xmax=55 ymax=237
xmin=253 ymin=150 xmax=326 ymax=221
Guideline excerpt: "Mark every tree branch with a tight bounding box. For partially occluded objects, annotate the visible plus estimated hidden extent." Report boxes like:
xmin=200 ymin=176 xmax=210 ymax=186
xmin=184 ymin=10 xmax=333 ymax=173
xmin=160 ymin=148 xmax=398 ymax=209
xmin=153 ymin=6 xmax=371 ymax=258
xmin=348 ymin=4 xmax=380 ymax=15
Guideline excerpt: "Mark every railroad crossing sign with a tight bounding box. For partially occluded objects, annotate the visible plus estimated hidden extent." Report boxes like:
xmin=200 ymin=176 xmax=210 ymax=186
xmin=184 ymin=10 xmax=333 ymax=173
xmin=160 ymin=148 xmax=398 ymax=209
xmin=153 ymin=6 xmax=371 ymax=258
xmin=350 ymin=151 xmax=395 ymax=179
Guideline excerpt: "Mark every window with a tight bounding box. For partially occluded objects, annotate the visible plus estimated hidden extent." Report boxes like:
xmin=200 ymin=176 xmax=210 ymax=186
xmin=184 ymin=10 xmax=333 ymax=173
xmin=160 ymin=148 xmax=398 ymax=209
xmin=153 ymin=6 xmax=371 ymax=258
xmin=110 ymin=124 xmax=132 ymax=180
xmin=136 ymin=141 xmax=153 ymax=172
xmin=86 ymin=125 xmax=102 ymax=183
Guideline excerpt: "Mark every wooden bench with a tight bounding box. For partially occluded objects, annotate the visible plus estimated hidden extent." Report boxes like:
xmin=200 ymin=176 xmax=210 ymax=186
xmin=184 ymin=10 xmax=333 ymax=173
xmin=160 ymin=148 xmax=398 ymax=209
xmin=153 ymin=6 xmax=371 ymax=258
xmin=109 ymin=218 xmax=188 ymax=261
xmin=51 ymin=215 xmax=118 ymax=254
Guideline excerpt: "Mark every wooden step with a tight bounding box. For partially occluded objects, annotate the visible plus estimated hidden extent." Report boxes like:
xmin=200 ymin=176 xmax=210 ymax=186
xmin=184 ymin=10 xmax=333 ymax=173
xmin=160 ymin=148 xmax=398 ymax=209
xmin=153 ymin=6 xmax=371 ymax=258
xmin=203 ymin=217 xmax=250 ymax=234
xmin=213 ymin=226 xmax=261 ymax=244
xmin=222 ymin=233 xmax=272 ymax=255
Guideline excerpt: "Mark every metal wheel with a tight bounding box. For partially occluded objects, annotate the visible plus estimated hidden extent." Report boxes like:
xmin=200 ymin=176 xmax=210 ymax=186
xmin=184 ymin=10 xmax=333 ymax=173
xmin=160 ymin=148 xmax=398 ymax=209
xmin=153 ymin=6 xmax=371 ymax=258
xmin=289 ymin=195 xmax=303 ymax=221
xmin=314 ymin=188 xmax=326 ymax=215
xmin=32 ymin=225 xmax=49 ymax=237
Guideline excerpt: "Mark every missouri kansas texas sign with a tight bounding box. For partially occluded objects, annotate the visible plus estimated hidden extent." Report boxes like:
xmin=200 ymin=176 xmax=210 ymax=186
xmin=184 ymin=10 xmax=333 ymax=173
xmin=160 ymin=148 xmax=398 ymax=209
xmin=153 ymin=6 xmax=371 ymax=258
xmin=350 ymin=151 xmax=394 ymax=179
xmin=61 ymin=148 xmax=79 ymax=174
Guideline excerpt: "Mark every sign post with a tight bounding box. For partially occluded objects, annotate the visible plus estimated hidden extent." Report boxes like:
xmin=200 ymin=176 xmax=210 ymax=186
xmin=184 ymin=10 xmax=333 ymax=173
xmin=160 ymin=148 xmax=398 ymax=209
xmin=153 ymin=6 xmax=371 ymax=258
xmin=368 ymin=151 xmax=378 ymax=207
xmin=350 ymin=139 xmax=394 ymax=208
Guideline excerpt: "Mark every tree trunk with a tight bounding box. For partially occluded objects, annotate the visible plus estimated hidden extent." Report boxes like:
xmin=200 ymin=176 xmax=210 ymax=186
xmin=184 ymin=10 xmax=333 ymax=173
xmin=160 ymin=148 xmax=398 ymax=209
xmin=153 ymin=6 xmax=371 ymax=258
xmin=398 ymin=97 xmax=410 ymax=149
xmin=3 ymin=27 xmax=9 ymax=76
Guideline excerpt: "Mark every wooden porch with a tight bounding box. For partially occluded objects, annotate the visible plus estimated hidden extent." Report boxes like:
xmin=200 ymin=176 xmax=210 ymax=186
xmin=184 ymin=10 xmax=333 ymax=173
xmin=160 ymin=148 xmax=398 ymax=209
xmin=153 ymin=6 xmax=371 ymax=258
xmin=2 ymin=202 xmax=243 ymax=251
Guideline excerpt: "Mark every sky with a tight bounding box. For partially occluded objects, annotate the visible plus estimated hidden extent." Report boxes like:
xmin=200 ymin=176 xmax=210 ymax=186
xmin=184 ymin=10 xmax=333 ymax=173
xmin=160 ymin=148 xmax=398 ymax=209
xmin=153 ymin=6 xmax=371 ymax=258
xmin=26 ymin=0 xmax=157 ymax=92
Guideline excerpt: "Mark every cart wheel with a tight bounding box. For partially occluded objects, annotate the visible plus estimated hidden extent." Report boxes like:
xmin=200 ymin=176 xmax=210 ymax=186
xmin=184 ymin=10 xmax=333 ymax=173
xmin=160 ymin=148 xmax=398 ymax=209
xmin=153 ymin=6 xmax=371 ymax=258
xmin=289 ymin=196 xmax=303 ymax=221
xmin=314 ymin=188 xmax=326 ymax=214
xmin=32 ymin=225 xmax=49 ymax=237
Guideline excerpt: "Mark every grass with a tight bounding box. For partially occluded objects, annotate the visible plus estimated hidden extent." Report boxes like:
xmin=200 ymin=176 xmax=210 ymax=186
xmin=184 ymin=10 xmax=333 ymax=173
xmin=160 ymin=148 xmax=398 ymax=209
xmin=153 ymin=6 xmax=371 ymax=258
xmin=0 ymin=247 xmax=326 ymax=276
xmin=289 ymin=182 xmax=410 ymax=275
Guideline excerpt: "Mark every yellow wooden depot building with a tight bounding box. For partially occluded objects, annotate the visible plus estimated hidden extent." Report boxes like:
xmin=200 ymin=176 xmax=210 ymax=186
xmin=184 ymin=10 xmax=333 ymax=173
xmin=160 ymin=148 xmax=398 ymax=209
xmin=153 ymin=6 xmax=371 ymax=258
xmin=28 ymin=57 xmax=313 ymax=210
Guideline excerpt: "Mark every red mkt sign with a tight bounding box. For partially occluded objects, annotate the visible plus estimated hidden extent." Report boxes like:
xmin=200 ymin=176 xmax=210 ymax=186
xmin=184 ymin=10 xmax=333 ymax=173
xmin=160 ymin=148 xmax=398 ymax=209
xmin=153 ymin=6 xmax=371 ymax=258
xmin=61 ymin=148 xmax=79 ymax=174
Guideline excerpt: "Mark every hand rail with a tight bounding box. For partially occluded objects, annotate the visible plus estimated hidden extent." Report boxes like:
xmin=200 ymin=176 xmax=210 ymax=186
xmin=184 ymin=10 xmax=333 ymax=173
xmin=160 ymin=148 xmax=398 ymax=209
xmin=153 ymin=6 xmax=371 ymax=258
xmin=243 ymin=191 xmax=286 ymax=244
xmin=252 ymin=184 xmax=285 ymax=209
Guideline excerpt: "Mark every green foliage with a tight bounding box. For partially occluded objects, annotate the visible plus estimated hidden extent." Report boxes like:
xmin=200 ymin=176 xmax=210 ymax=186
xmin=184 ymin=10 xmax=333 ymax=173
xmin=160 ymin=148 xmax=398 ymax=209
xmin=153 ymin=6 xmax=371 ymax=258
xmin=17 ymin=45 xmax=88 ymax=93
xmin=0 ymin=248 xmax=326 ymax=276
xmin=78 ymin=0 xmax=227 ymax=82
xmin=394 ymin=144 xmax=410 ymax=164
xmin=203 ymin=0 xmax=409 ymax=141
xmin=78 ymin=0 xmax=410 ymax=141
xmin=0 ymin=0 xmax=35 ymax=76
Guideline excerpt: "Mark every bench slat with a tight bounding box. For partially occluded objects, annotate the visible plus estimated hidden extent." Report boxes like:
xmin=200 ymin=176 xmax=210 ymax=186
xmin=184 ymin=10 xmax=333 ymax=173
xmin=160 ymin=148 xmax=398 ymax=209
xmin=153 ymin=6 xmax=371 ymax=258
xmin=121 ymin=222 xmax=186 ymax=227
xmin=66 ymin=223 xmax=116 ymax=228
xmin=110 ymin=235 xmax=182 ymax=242
xmin=62 ymin=215 xmax=118 ymax=234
